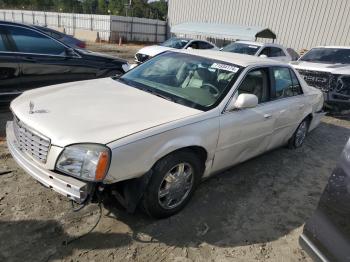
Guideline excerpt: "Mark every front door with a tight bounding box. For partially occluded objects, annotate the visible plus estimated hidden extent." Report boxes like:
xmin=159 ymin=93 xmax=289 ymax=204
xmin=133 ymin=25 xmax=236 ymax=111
xmin=212 ymin=67 xmax=276 ymax=172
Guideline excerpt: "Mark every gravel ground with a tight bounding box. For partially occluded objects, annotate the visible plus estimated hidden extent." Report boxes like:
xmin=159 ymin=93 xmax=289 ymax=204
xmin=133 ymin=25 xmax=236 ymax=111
xmin=1 ymin=44 xmax=350 ymax=262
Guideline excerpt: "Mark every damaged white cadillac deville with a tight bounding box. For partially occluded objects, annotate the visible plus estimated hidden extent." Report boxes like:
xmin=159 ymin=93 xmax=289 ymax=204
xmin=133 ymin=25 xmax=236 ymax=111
xmin=7 ymin=49 xmax=324 ymax=218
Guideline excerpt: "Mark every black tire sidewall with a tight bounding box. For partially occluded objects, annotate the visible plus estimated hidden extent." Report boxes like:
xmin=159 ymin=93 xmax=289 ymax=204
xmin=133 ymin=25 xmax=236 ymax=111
xmin=289 ymin=118 xmax=309 ymax=148
xmin=142 ymin=151 xmax=202 ymax=218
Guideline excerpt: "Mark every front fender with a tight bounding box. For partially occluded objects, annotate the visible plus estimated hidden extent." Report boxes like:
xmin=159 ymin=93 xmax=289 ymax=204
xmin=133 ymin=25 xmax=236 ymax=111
xmin=104 ymin=117 xmax=220 ymax=184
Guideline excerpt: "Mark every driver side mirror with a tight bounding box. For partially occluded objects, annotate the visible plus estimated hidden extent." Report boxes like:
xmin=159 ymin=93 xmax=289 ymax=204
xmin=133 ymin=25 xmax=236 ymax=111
xmin=226 ymin=93 xmax=258 ymax=111
xmin=65 ymin=47 xmax=77 ymax=57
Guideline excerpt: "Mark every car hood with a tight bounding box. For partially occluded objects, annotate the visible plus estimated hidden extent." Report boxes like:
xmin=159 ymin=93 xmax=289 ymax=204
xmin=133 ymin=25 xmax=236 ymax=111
xmin=77 ymin=49 xmax=127 ymax=64
xmin=291 ymin=61 xmax=350 ymax=74
xmin=137 ymin=45 xmax=174 ymax=57
xmin=10 ymin=78 xmax=201 ymax=147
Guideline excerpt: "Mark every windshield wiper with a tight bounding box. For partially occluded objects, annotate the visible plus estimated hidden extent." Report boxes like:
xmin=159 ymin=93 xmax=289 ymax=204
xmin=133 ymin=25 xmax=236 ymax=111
xmin=144 ymin=88 xmax=175 ymax=102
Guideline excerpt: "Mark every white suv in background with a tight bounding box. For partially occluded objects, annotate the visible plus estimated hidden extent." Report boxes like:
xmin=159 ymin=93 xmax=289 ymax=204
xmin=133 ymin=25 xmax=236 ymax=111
xmin=291 ymin=46 xmax=350 ymax=110
xmin=221 ymin=40 xmax=297 ymax=62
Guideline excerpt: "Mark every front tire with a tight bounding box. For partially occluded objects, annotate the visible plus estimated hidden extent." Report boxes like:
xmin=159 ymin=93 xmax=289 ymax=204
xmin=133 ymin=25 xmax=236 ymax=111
xmin=142 ymin=151 xmax=202 ymax=218
xmin=289 ymin=118 xmax=310 ymax=149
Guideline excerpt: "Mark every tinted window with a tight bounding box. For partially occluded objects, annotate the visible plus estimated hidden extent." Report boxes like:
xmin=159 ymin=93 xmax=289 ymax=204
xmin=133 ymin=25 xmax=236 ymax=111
xmin=261 ymin=47 xmax=285 ymax=57
xmin=272 ymin=67 xmax=295 ymax=99
xmin=237 ymin=69 xmax=269 ymax=103
xmin=300 ymin=48 xmax=350 ymax=64
xmin=7 ymin=26 xmax=66 ymax=55
xmin=270 ymin=47 xmax=285 ymax=57
xmin=198 ymin=41 xmax=213 ymax=49
xmin=222 ymin=42 xmax=259 ymax=55
xmin=290 ymin=69 xmax=303 ymax=95
xmin=160 ymin=38 xmax=189 ymax=49
xmin=188 ymin=41 xmax=200 ymax=49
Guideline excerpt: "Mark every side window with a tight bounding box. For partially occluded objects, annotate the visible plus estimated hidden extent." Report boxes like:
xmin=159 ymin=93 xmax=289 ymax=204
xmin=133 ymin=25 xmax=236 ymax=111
xmin=6 ymin=26 xmax=66 ymax=55
xmin=198 ymin=41 xmax=213 ymax=49
xmin=260 ymin=47 xmax=270 ymax=56
xmin=289 ymin=69 xmax=303 ymax=95
xmin=237 ymin=68 xmax=270 ymax=103
xmin=269 ymin=47 xmax=285 ymax=57
xmin=272 ymin=67 xmax=295 ymax=99
xmin=188 ymin=41 xmax=199 ymax=49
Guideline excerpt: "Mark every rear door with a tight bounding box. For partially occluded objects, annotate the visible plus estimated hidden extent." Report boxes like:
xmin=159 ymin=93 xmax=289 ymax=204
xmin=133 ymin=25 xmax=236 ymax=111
xmin=0 ymin=26 xmax=21 ymax=102
xmin=4 ymin=25 xmax=95 ymax=90
xmin=266 ymin=66 xmax=306 ymax=150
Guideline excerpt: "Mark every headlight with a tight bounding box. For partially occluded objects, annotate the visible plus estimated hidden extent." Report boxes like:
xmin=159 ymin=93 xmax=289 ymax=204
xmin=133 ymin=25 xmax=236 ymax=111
xmin=56 ymin=144 xmax=111 ymax=181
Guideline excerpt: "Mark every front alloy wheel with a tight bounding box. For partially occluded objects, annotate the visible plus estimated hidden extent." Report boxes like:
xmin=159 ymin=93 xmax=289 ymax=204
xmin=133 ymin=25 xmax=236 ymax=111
xmin=158 ymin=163 xmax=194 ymax=210
xmin=142 ymin=151 xmax=201 ymax=218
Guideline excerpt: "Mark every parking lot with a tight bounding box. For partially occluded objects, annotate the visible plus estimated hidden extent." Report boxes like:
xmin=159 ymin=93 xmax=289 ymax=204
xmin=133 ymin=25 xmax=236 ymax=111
xmin=0 ymin=43 xmax=348 ymax=262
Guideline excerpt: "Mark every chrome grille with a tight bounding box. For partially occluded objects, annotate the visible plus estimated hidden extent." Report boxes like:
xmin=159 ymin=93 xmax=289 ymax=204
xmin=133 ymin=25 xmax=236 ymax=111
xmin=296 ymin=69 xmax=331 ymax=92
xmin=13 ymin=116 xmax=51 ymax=163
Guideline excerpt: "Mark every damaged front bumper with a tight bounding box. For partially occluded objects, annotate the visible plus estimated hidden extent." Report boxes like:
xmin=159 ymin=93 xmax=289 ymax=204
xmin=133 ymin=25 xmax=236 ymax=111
xmin=6 ymin=121 xmax=90 ymax=203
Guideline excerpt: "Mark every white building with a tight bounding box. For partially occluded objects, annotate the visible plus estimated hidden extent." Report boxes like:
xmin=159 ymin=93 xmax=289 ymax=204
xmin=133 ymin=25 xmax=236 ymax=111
xmin=167 ymin=0 xmax=350 ymax=51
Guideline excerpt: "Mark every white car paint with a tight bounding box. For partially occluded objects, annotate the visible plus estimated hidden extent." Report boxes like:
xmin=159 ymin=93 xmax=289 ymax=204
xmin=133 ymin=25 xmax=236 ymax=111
xmin=135 ymin=38 xmax=217 ymax=63
xmin=223 ymin=40 xmax=293 ymax=62
xmin=7 ymin=49 xmax=324 ymax=202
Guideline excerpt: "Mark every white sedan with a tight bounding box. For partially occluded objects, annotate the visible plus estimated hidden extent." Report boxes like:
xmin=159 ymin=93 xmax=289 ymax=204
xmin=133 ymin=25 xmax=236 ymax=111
xmin=221 ymin=41 xmax=297 ymax=62
xmin=135 ymin=37 xmax=217 ymax=64
xmin=7 ymin=50 xmax=324 ymax=218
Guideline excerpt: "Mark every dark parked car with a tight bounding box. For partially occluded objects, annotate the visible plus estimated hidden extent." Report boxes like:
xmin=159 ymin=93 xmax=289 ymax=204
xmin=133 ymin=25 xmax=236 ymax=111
xmin=300 ymin=138 xmax=350 ymax=261
xmin=0 ymin=21 xmax=129 ymax=103
xmin=34 ymin=25 xmax=86 ymax=49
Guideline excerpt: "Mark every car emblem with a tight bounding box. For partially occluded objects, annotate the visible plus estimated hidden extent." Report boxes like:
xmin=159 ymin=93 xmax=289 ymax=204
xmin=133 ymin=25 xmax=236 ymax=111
xmin=29 ymin=101 xmax=34 ymax=114
xmin=28 ymin=101 xmax=48 ymax=114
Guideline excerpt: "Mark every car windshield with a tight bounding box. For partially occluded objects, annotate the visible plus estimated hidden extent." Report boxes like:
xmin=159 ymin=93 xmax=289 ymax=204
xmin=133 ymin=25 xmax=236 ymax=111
xmin=300 ymin=48 xmax=350 ymax=64
xmin=160 ymin=38 xmax=190 ymax=49
xmin=222 ymin=42 xmax=260 ymax=55
xmin=119 ymin=52 xmax=242 ymax=111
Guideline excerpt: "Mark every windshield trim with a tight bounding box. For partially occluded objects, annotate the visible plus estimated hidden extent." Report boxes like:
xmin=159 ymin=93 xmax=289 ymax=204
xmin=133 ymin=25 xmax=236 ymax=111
xmin=119 ymin=52 xmax=244 ymax=111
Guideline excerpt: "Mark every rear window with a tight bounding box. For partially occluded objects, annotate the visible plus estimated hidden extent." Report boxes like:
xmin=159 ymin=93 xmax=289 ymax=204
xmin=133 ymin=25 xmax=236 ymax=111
xmin=222 ymin=42 xmax=260 ymax=56
xmin=300 ymin=48 xmax=350 ymax=64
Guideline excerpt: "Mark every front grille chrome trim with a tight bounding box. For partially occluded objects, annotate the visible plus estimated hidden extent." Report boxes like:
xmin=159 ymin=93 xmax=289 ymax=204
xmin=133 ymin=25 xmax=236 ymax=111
xmin=13 ymin=115 xmax=51 ymax=163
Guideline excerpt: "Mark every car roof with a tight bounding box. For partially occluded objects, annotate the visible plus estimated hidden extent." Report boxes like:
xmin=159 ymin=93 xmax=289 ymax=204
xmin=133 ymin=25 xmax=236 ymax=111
xmin=235 ymin=40 xmax=286 ymax=49
xmin=172 ymin=48 xmax=286 ymax=67
xmin=0 ymin=20 xmax=37 ymax=30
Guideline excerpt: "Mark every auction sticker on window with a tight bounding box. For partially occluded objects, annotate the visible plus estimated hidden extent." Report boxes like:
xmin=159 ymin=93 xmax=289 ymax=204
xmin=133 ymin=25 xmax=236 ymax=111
xmin=211 ymin=63 xmax=239 ymax=73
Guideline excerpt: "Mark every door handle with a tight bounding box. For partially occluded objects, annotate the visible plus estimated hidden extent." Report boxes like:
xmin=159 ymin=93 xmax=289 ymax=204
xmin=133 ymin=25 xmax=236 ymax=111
xmin=264 ymin=114 xmax=272 ymax=119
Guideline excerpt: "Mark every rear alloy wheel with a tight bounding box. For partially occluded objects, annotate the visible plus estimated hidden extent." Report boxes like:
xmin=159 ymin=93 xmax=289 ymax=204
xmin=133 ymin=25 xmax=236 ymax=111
xmin=289 ymin=119 xmax=309 ymax=148
xmin=142 ymin=151 xmax=201 ymax=218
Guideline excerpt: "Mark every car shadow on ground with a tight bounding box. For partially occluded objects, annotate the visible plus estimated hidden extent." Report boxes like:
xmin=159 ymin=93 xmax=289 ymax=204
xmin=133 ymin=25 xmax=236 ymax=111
xmin=0 ymin=120 xmax=349 ymax=261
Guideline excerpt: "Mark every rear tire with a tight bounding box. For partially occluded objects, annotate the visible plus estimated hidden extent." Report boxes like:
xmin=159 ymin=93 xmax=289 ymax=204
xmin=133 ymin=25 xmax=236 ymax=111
xmin=142 ymin=151 xmax=202 ymax=218
xmin=288 ymin=118 xmax=310 ymax=149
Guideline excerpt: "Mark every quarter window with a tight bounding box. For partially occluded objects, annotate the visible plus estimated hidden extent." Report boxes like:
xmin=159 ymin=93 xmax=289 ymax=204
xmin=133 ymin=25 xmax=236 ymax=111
xmin=290 ymin=69 xmax=303 ymax=95
xmin=237 ymin=68 xmax=270 ymax=103
xmin=6 ymin=26 xmax=66 ymax=55
xmin=272 ymin=67 xmax=295 ymax=99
